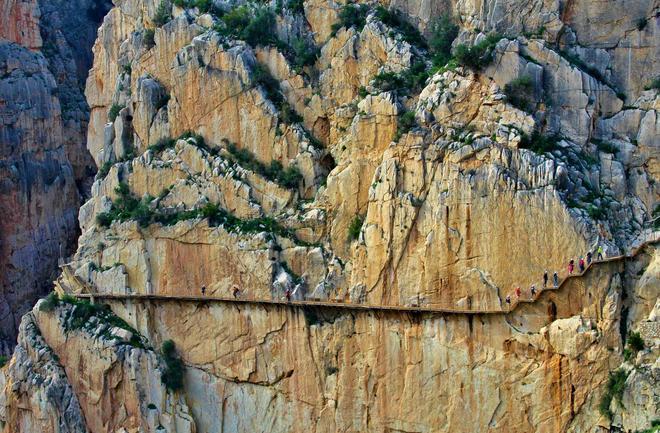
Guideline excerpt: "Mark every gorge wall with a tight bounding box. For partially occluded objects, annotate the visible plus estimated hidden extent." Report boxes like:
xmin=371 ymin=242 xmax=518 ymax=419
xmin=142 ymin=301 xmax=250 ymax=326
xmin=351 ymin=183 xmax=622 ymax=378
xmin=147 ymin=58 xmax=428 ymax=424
xmin=0 ymin=0 xmax=111 ymax=354
xmin=1 ymin=0 xmax=659 ymax=431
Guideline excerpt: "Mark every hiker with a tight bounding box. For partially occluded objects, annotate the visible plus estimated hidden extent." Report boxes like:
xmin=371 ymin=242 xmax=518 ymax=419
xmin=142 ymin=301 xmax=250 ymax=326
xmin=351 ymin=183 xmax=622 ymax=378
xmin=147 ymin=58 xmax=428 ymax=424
xmin=543 ymin=271 xmax=548 ymax=288
xmin=285 ymin=289 xmax=292 ymax=302
xmin=597 ymin=245 xmax=604 ymax=261
xmin=568 ymin=259 xmax=575 ymax=274
xmin=578 ymin=257 xmax=585 ymax=273
xmin=515 ymin=287 xmax=522 ymax=298
xmin=553 ymin=272 xmax=559 ymax=288
xmin=201 ymin=286 xmax=206 ymax=296
xmin=505 ymin=295 xmax=511 ymax=306
xmin=530 ymin=285 xmax=537 ymax=298
xmin=232 ymin=287 xmax=240 ymax=299
xmin=586 ymin=251 xmax=592 ymax=265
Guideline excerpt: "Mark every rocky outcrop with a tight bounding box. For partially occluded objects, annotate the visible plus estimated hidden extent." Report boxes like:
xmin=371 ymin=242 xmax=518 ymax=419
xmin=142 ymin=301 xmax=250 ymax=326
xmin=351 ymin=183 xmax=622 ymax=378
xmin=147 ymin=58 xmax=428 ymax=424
xmin=2 ymin=0 xmax=659 ymax=431
xmin=2 ymin=300 xmax=196 ymax=433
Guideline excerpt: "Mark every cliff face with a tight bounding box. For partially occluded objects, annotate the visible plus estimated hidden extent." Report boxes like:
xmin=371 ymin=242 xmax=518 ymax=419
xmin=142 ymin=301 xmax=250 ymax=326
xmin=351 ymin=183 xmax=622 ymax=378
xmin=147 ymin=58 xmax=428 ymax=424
xmin=1 ymin=0 xmax=659 ymax=431
xmin=0 ymin=0 xmax=110 ymax=354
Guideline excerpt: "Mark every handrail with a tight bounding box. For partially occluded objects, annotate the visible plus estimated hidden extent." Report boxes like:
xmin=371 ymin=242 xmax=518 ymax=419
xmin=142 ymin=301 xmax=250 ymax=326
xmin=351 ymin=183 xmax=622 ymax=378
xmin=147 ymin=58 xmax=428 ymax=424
xmin=67 ymin=233 xmax=659 ymax=316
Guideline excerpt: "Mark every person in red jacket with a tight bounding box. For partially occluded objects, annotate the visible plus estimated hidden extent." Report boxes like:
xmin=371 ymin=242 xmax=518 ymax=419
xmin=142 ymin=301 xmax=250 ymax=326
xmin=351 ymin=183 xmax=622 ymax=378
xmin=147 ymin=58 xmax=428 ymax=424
xmin=568 ymin=259 xmax=575 ymax=274
xmin=515 ymin=287 xmax=522 ymax=298
xmin=578 ymin=257 xmax=585 ymax=273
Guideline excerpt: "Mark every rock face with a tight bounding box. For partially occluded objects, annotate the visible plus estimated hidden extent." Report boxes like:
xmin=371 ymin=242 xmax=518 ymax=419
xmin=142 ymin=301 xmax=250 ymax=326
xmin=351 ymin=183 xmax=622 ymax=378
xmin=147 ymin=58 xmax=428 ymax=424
xmin=2 ymin=0 xmax=659 ymax=431
xmin=0 ymin=0 xmax=109 ymax=354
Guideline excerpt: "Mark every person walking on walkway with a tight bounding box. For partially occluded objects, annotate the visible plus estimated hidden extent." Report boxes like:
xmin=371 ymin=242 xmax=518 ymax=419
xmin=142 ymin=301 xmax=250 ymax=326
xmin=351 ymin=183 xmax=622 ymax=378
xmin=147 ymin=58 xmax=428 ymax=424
xmin=285 ymin=289 xmax=292 ymax=302
xmin=553 ymin=272 xmax=559 ymax=288
xmin=505 ymin=295 xmax=511 ymax=306
xmin=232 ymin=287 xmax=240 ymax=299
xmin=543 ymin=271 xmax=548 ymax=288
xmin=568 ymin=259 xmax=575 ymax=274
xmin=579 ymin=257 xmax=585 ymax=273
xmin=597 ymin=245 xmax=604 ymax=261
xmin=515 ymin=287 xmax=522 ymax=298
xmin=201 ymin=286 xmax=206 ymax=296
xmin=586 ymin=251 xmax=592 ymax=265
xmin=530 ymin=285 xmax=537 ymax=299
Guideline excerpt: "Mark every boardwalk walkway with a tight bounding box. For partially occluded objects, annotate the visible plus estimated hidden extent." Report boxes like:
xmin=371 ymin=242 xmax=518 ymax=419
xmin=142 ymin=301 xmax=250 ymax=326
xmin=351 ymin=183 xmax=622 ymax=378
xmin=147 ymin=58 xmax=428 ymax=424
xmin=70 ymin=233 xmax=659 ymax=316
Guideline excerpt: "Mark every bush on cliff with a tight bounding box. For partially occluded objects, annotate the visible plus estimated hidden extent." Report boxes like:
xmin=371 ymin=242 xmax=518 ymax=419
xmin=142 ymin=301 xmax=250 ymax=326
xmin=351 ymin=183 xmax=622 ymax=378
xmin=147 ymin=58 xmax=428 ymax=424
xmin=153 ymin=0 xmax=172 ymax=27
xmin=503 ymin=76 xmax=535 ymax=112
xmin=429 ymin=14 xmax=458 ymax=68
xmin=348 ymin=215 xmax=364 ymax=241
xmin=39 ymin=292 xmax=61 ymax=312
xmin=598 ymin=368 xmax=628 ymax=419
xmin=217 ymin=6 xmax=277 ymax=47
xmin=161 ymin=340 xmax=185 ymax=391
xmin=454 ymin=33 xmax=502 ymax=70
xmin=374 ymin=6 xmax=425 ymax=48
xmin=331 ymin=4 xmax=369 ymax=36
xmin=0 ymin=355 xmax=7 ymax=368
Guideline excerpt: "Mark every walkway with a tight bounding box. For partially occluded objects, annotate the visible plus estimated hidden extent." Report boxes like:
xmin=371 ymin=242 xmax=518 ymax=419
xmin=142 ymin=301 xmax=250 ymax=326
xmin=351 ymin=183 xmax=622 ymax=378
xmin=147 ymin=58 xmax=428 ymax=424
xmin=69 ymin=233 xmax=659 ymax=316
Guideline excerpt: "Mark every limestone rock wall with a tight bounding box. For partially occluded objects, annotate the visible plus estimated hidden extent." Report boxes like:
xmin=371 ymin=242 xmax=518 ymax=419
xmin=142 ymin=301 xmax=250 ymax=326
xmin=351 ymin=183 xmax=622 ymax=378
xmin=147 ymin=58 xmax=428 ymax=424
xmin=0 ymin=0 xmax=109 ymax=354
xmin=1 ymin=0 xmax=659 ymax=431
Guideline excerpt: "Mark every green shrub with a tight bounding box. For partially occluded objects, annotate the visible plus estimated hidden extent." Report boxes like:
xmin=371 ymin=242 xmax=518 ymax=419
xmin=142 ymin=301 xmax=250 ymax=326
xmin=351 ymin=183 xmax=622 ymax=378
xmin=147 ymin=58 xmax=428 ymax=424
xmin=331 ymin=4 xmax=369 ymax=36
xmin=226 ymin=143 xmax=302 ymax=188
xmin=290 ymin=38 xmax=318 ymax=71
xmin=429 ymin=14 xmax=458 ymax=68
xmin=148 ymin=137 xmax=176 ymax=153
xmin=96 ymin=183 xmax=155 ymax=228
xmin=287 ymin=0 xmax=304 ymax=14
xmin=504 ymin=76 xmax=535 ymax=112
xmin=0 ymin=355 xmax=7 ymax=368
xmin=372 ymin=61 xmax=429 ymax=95
xmin=374 ymin=6 xmax=425 ymax=48
xmin=644 ymin=77 xmax=660 ymax=91
xmin=40 ymin=292 xmax=60 ymax=312
xmin=251 ymin=64 xmax=304 ymax=125
xmin=217 ymin=6 xmax=277 ymax=47
xmin=627 ymin=331 xmax=645 ymax=352
xmin=153 ymin=0 xmax=172 ymax=27
xmin=280 ymin=261 xmax=302 ymax=284
xmin=599 ymin=369 xmax=628 ymax=419
xmin=558 ymin=50 xmax=612 ymax=86
xmin=348 ymin=215 xmax=364 ymax=241
xmin=636 ymin=17 xmax=648 ymax=31
xmin=193 ymin=0 xmax=221 ymax=14
xmin=97 ymin=161 xmax=113 ymax=179
xmin=58 ymin=296 xmax=144 ymax=347
xmin=591 ymin=138 xmax=618 ymax=154
xmin=108 ymin=104 xmax=124 ymax=122
xmin=396 ymin=110 xmax=416 ymax=139
xmin=454 ymin=33 xmax=502 ymax=70
xmin=161 ymin=340 xmax=185 ymax=391
xmin=144 ymin=29 xmax=156 ymax=49
xmin=173 ymin=0 xmax=187 ymax=7
xmin=519 ymin=131 xmax=560 ymax=154
xmin=587 ymin=204 xmax=606 ymax=220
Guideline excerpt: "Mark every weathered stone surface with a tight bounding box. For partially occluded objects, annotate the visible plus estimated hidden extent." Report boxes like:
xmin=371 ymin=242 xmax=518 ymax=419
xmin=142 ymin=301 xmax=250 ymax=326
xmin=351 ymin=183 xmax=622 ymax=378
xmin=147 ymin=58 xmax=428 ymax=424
xmin=3 ymin=0 xmax=659 ymax=431
xmin=0 ymin=0 xmax=107 ymax=353
xmin=0 ymin=41 xmax=81 ymax=354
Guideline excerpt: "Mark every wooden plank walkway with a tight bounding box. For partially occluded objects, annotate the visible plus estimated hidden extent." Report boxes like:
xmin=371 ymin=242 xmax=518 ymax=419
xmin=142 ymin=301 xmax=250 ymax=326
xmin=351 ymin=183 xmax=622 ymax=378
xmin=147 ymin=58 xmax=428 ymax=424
xmin=70 ymin=233 xmax=659 ymax=316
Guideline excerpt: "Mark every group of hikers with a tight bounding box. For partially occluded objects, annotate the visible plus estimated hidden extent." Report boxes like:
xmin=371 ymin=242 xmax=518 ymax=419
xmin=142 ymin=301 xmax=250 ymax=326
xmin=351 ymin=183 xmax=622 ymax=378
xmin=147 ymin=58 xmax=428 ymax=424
xmin=505 ymin=245 xmax=605 ymax=307
xmin=199 ymin=244 xmax=608 ymax=308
